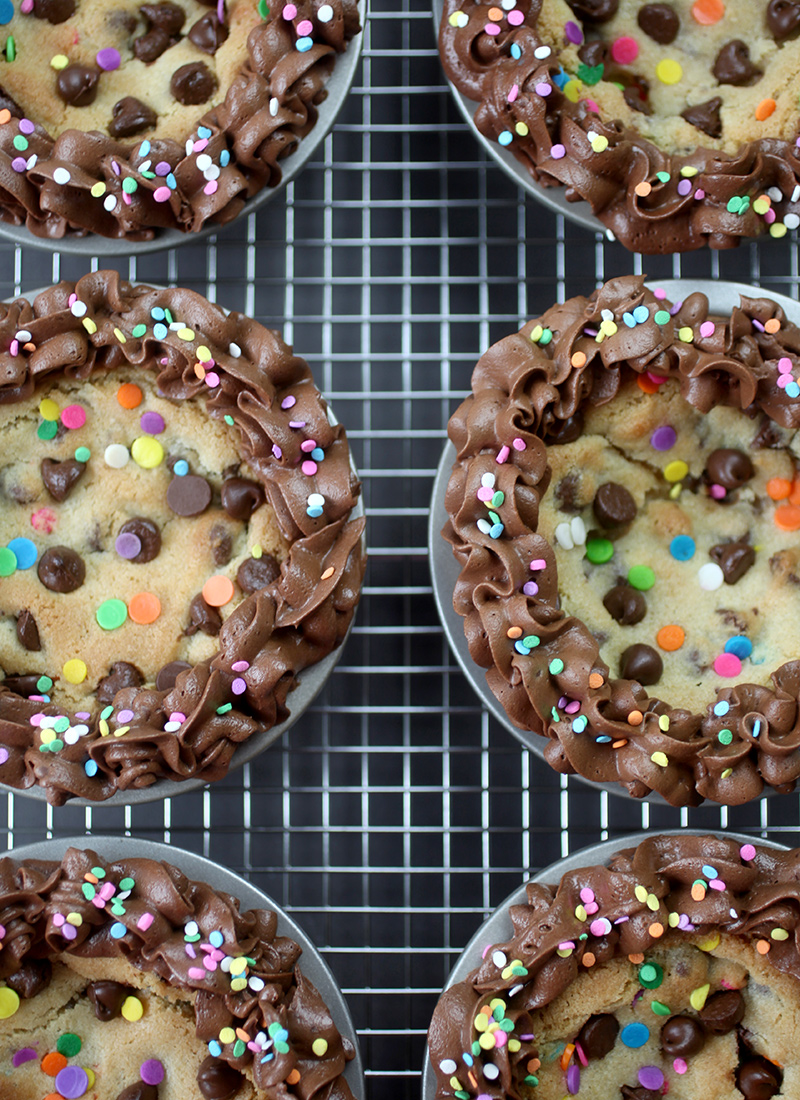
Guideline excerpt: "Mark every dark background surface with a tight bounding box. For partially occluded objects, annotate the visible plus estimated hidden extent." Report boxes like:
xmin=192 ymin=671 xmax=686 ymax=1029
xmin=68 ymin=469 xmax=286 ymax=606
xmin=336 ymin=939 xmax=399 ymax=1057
xmin=2 ymin=1 xmax=799 ymax=1095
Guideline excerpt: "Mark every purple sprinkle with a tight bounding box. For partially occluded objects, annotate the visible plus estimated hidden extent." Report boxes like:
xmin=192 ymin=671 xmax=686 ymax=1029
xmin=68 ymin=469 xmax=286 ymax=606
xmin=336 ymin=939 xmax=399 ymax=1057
xmin=76 ymin=712 xmax=91 ymax=720
xmin=111 ymin=159 xmax=121 ymax=177
xmin=669 ymin=300 xmax=683 ymax=316
xmin=638 ymin=1067 xmax=664 ymax=1091
xmin=140 ymin=410 xmax=166 ymax=434
xmin=0 ymin=748 xmax=8 ymax=765
xmin=13 ymin=1048 xmax=38 ymax=1067
xmin=155 ymin=161 xmax=171 ymax=176
xmin=677 ymin=179 xmax=692 ymax=196
xmin=281 ymin=395 xmax=296 ymax=409
xmin=522 ymin=581 xmax=539 ymax=596
xmin=231 ymin=677 xmax=247 ymax=695
xmin=650 ymin=425 xmax=676 ymax=451
xmin=751 ymin=317 xmax=765 ymax=333
xmin=19 ymin=118 xmax=34 ymax=134
xmin=535 ymin=82 xmax=551 ymax=97
xmin=566 ymin=1062 xmax=580 ymax=1094
xmin=564 ymin=19 xmax=583 ymax=43
xmin=289 ymin=420 xmax=306 ymax=428
xmin=217 ymin=0 xmax=225 ymax=21
xmin=583 ymin=327 xmax=598 ymax=337
xmin=551 ymin=143 xmax=565 ymax=159
xmin=141 ymin=1059 xmax=165 ymax=1086
xmin=117 ymin=709 xmax=135 ymax=723
xmin=115 ymin=532 xmax=142 ymax=560
xmin=96 ymin=46 xmax=121 ymax=70
xmin=55 ymin=1065 xmax=90 ymax=1099
xmin=272 ymin=444 xmax=282 ymax=459
xmin=11 ymin=157 xmax=26 ymax=172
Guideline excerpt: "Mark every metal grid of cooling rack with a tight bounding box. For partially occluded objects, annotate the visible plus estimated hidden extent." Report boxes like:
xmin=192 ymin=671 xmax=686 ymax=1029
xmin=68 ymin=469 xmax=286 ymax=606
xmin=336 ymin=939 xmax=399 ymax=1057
xmin=3 ymin=1 xmax=800 ymax=1097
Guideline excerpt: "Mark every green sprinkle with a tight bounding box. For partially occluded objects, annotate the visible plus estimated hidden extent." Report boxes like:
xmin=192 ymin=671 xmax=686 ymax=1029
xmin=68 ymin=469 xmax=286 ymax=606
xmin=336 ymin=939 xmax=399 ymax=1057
xmin=131 ymin=324 xmax=147 ymax=338
xmin=651 ymin=1001 xmax=671 ymax=1016
xmin=91 ymin=866 xmax=106 ymax=879
xmin=488 ymin=512 xmax=500 ymax=525
xmin=539 ymin=328 xmax=553 ymax=345
xmin=275 ymin=1041 xmax=290 ymax=1054
xmin=37 ymin=420 xmax=58 ymax=440
xmin=164 ymin=308 xmax=173 ymax=324
xmin=455 ymin=1092 xmax=471 ymax=1100
xmin=216 ymin=702 xmax=233 ymax=714
xmin=233 ymin=1039 xmax=246 ymax=1058
xmin=100 ymin=706 xmax=114 ymax=721
xmin=524 ymin=1077 xmax=539 ymax=1087
xmin=74 ymin=446 xmax=91 ymax=462
xmin=654 ymin=310 xmax=671 ymax=325
xmin=585 ymin=538 xmax=614 ymax=564
xmin=57 ymin=1033 xmax=82 ymax=1057
xmin=628 ymin=564 xmax=655 ymax=591
xmin=257 ymin=0 xmax=269 ymax=17
xmin=36 ymin=676 xmax=53 ymax=693
xmin=224 ymin=414 xmax=235 ymax=425
xmin=96 ymin=598 xmax=128 ymax=631
xmin=639 ymin=962 xmax=663 ymax=989
xmin=12 ymin=133 xmax=26 ymax=151
xmin=53 ymin=716 xmax=69 ymax=734
xmin=5 ymin=35 xmax=14 ymax=61
xmin=491 ymin=491 xmax=505 ymax=508
xmin=81 ymin=883 xmax=96 ymax=901
xmin=49 ymin=739 xmax=64 ymax=752
xmin=0 ymin=548 xmax=16 ymax=576
xmin=119 ymin=877 xmax=135 ymax=891
xmin=522 ymin=635 xmax=540 ymax=649
xmin=718 ymin=728 xmax=733 ymax=745
xmin=549 ymin=658 xmax=564 ymax=675
xmin=656 ymin=171 xmax=670 ymax=183
xmin=122 ymin=177 xmax=138 ymax=194
xmin=576 ymin=63 xmax=603 ymax=85
xmin=551 ymin=707 xmax=560 ymax=723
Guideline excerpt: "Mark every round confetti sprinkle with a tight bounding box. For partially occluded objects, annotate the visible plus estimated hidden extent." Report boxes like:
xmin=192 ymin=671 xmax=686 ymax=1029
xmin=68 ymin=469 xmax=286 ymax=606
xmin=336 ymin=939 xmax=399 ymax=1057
xmin=656 ymin=58 xmax=682 ymax=84
xmin=692 ymin=0 xmax=725 ymax=20
xmin=650 ymin=425 xmax=676 ymax=451
xmin=104 ymin=443 xmax=129 ymax=468
xmin=312 ymin=1039 xmax=329 ymax=1057
xmin=664 ymin=460 xmax=689 ymax=482
xmin=61 ymin=404 xmax=86 ymax=429
xmin=56 ymin=1033 xmax=82 ymax=1057
xmin=611 ymin=36 xmax=638 ymax=64
xmin=0 ymin=987 xmax=19 ymax=1018
xmin=656 ymin=625 xmax=685 ymax=651
xmin=39 ymin=397 xmax=60 ymax=421
xmin=53 ymin=167 xmax=71 ymax=185
xmin=698 ymin=562 xmax=724 ymax=590
xmin=0 ymin=0 xmax=14 ymax=24
xmin=639 ymin=1066 xmax=664 ymax=1091
xmin=140 ymin=1059 xmax=165 ymax=1086
xmin=767 ymin=477 xmax=792 ymax=500
xmin=128 ymin=592 xmax=161 ymax=625
xmin=669 ymin=535 xmax=695 ymax=561
xmin=96 ymin=599 xmax=128 ymax=631
xmin=725 ymin=635 xmax=752 ymax=659
xmin=202 ymin=575 xmax=235 ymax=607
xmin=740 ymin=843 xmax=756 ymax=861
xmin=62 ymin=659 xmax=87 ymax=684
xmin=585 ymin=538 xmax=613 ymax=563
xmin=714 ymin=652 xmax=742 ymax=677
xmin=118 ymin=383 xmax=143 ymax=409
xmin=173 ymin=459 xmax=189 ymax=476
xmin=140 ymin=411 xmax=165 ymax=435
xmin=55 ymin=1065 xmax=89 ymax=1098
xmin=774 ymin=503 xmax=800 ymax=531
xmin=96 ymin=47 xmax=121 ymax=70
xmin=121 ymin=995 xmax=143 ymax=1021
xmin=628 ymin=565 xmax=655 ymax=591
xmin=38 ymin=419 xmax=58 ymax=440
xmin=620 ymin=1022 xmax=649 ymax=1048
xmin=0 ymin=547 xmax=16 ymax=576
xmin=130 ymin=436 xmax=164 ymax=469
xmin=115 ymin=533 xmax=142 ymax=559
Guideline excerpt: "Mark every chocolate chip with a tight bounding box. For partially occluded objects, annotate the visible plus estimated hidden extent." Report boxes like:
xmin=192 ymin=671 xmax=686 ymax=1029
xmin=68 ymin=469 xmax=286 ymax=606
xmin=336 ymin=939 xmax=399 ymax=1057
xmin=16 ymin=610 xmax=41 ymax=652
xmin=118 ymin=518 xmax=162 ymax=563
xmin=621 ymin=1089 xmax=660 ymax=1100
xmin=544 ymin=411 xmax=584 ymax=445
xmin=40 ymin=456 xmax=86 ymax=501
xmin=681 ymin=97 xmax=723 ymax=139
xmin=109 ymin=97 xmax=157 ymax=138
xmin=567 ymin=0 xmax=618 ymax=22
xmin=221 ymin=476 xmax=265 ymax=521
xmin=156 ymin=661 xmax=191 ymax=692
xmin=593 ymin=483 xmax=637 ymax=528
xmin=2 ymin=674 xmax=41 ymax=696
xmin=167 ymin=474 xmax=212 ymax=516
xmin=577 ymin=40 xmax=608 ymax=68
xmin=185 ymin=594 xmax=222 ymax=636
xmin=767 ymin=0 xmax=800 ymax=40
xmin=188 ymin=11 xmax=228 ymax=52
xmin=637 ymin=3 xmax=679 ymax=43
xmin=87 ymin=980 xmax=131 ymax=1021
xmin=6 ymin=959 xmax=52 ymax=999
xmin=56 ymin=64 xmax=100 ymax=107
xmin=140 ymin=0 xmax=185 ymax=32
xmin=713 ymin=41 xmax=763 ymax=86
xmin=623 ymin=83 xmax=651 ymax=115
xmin=736 ymin=1057 xmax=782 ymax=1100
xmin=603 ymin=585 xmax=646 ymax=625
xmin=660 ymin=1014 xmax=705 ymax=1057
xmin=555 ymin=473 xmax=581 ymax=514
xmin=32 ymin=0 xmax=75 ymax=22
xmin=577 ymin=1013 xmax=618 ymax=1060
xmin=38 ymin=546 xmax=85 ymax=593
xmin=115 ymin=1084 xmax=158 ymax=1100
xmin=210 ymin=524 xmax=233 ymax=566
xmin=0 ymin=87 xmax=24 ymax=119
xmin=698 ymin=989 xmax=744 ymax=1033
xmin=96 ymin=662 xmax=144 ymax=705
xmin=710 ymin=541 xmax=756 ymax=584
xmin=197 ymin=1055 xmax=244 ymax=1100
xmin=237 ymin=554 xmax=280 ymax=593
xmin=706 ymin=448 xmax=754 ymax=489
xmin=619 ymin=644 xmax=662 ymax=685
xmin=133 ymin=27 xmax=174 ymax=62
xmin=170 ymin=62 xmax=217 ymax=105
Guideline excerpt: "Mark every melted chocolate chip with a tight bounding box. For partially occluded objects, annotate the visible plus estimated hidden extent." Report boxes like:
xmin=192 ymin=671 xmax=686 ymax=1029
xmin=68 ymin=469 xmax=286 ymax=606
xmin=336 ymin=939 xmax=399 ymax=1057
xmin=621 ymin=1089 xmax=660 ymax=1100
xmin=603 ymin=584 xmax=646 ymax=625
xmin=115 ymin=1083 xmax=158 ymax=1100
xmin=713 ymin=41 xmax=763 ymax=86
xmin=210 ymin=524 xmax=233 ymax=566
xmin=33 ymin=0 xmax=75 ymax=22
xmin=593 ymin=483 xmax=637 ymax=528
xmin=56 ymin=64 xmax=100 ymax=108
xmin=133 ymin=27 xmax=174 ymax=62
xmin=156 ymin=661 xmax=191 ymax=692
xmin=197 ymin=1055 xmax=244 ymax=1100
xmin=698 ymin=989 xmax=744 ymax=1033
xmin=109 ymin=97 xmax=157 ymax=138
xmin=544 ymin=411 xmax=584 ymax=445
xmin=38 ymin=546 xmax=85 ymax=593
xmin=2 ymin=674 xmax=41 ymax=696
xmin=87 ymin=980 xmax=131 ymax=1021
xmin=619 ymin=643 xmax=662 ymax=685
xmin=710 ymin=541 xmax=756 ymax=584
xmin=767 ymin=0 xmax=800 ymax=40
xmin=577 ymin=40 xmax=608 ymax=68
xmin=167 ymin=474 xmax=212 ymax=516
xmin=188 ymin=11 xmax=228 ymax=52
xmin=185 ymin=594 xmax=222 ymax=636
xmin=577 ymin=1013 xmax=618 ymax=1059
xmin=6 ymin=959 xmax=51 ymax=999
xmin=140 ymin=0 xmax=185 ymax=32
xmin=623 ymin=83 xmax=651 ymax=115
xmin=681 ymin=97 xmax=723 ymax=139
xmin=706 ymin=448 xmax=754 ymax=489
xmin=736 ymin=1057 xmax=782 ymax=1100
xmin=236 ymin=554 xmax=280 ymax=593
xmin=16 ymin=610 xmax=41 ymax=652
xmin=567 ymin=0 xmax=618 ymax=22
xmin=221 ymin=476 xmax=265 ymax=520
xmin=170 ymin=62 xmax=217 ymax=105
xmin=0 ymin=87 xmax=24 ymax=119
xmin=96 ymin=662 xmax=144 ymax=705
xmin=637 ymin=3 xmax=679 ymax=44
xmin=660 ymin=1014 xmax=705 ymax=1057
xmin=40 ymin=457 xmax=86 ymax=501
xmin=555 ymin=473 xmax=581 ymax=513
xmin=118 ymin=518 xmax=162 ymax=563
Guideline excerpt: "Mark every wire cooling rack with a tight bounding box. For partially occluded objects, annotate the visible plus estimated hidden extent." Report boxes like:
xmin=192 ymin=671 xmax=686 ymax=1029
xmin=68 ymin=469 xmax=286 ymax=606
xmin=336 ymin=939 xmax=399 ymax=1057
xmin=3 ymin=2 xmax=800 ymax=1096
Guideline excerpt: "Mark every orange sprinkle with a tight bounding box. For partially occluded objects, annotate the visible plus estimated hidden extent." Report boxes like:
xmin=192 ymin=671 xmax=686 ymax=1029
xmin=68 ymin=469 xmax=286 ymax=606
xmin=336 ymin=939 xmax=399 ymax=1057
xmin=756 ymin=939 xmax=770 ymax=955
xmin=627 ymin=709 xmax=644 ymax=726
xmin=765 ymin=317 xmax=781 ymax=334
xmin=582 ymin=952 xmax=596 ymax=967
xmin=691 ymin=0 xmax=725 ymax=23
xmin=194 ymin=362 xmax=207 ymax=380
xmin=41 ymin=1052 xmax=68 ymax=1076
xmin=789 ymin=478 xmax=800 ymax=506
xmin=467 ymin=1071 xmax=479 ymax=1089
xmin=571 ymin=351 xmax=587 ymax=368
xmin=755 ymin=98 xmax=777 ymax=122
xmin=43 ymin=1095 xmax=64 ymax=1100
xmin=128 ymin=591 xmax=161 ymax=625
xmin=560 ymin=1043 xmax=575 ymax=1071
xmin=527 ymin=1059 xmax=541 ymax=1073
xmin=656 ymin=624 xmax=685 ymax=652
xmin=286 ymin=1069 xmax=302 ymax=1086
xmin=774 ymin=503 xmax=800 ymax=531
xmin=0 ymin=109 xmax=11 ymax=125
xmin=691 ymin=882 xmax=706 ymax=901
xmin=507 ymin=626 xmax=523 ymax=639
xmin=612 ymin=739 xmax=628 ymax=749
xmin=480 ymin=1005 xmax=492 ymax=1016
xmin=321 ymin=566 xmax=335 ymax=580
xmin=637 ymin=374 xmax=660 ymax=394
xmin=588 ymin=672 xmax=604 ymax=688
xmin=487 ymin=5 xmax=502 ymax=17
xmin=235 ymin=1028 xmax=250 ymax=1042
xmin=84 ymin=872 xmax=99 ymax=884
xmin=22 ymin=342 xmax=35 ymax=353
xmin=634 ymin=181 xmax=652 ymax=198
xmin=648 ymin=922 xmax=665 ymax=939
xmin=628 ymin=952 xmax=645 ymax=964
xmin=202 ymin=574 xmax=235 ymax=607
xmin=117 ymin=382 xmax=142 ymax=409
xmin=767 ymin=477 xmax=793 ymax=501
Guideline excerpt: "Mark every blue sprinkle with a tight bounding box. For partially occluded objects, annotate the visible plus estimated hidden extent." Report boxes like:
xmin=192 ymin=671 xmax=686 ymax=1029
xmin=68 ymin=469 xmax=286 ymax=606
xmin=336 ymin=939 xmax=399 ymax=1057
xmin=261 ymin=1052 xmax=274 ymax=1063
xmin=110 ymin=922 xmax=127 ymax=939
xmin=514 ymin=640 xmax=531 ymax=655
xmin=153 ymin=322 xmax=168 ymax=340
xmin=311 ymin=447 xmax=324 ymax=462
xmin=84 ymin=760 xmax=98 ymax=777
xmin=166 ymin=173 xmax=177 ymax=189
xmin=787 ymin=382 xmax=800 ymax=399
xmin=209 ymin=930 xmax=224 ymax=948
xmin=463 ymin=1054 xmax=474 ymax=1067
xmin=208 ymin=1041 xmax=222 ymax=1057
xmin=296 ymin=35 xmax=313 ymax=51
xmin=552 ymin=68 xmax=568 ymax=87
xmin=633 ymin=305 xmax=649 ymax=324
xmin=595 ymin=735 xmax=612 ymax=743
xmin=725 ymin=635 xmax=752 ymax=660
xmin=198 ymin=126 xmax=212 ymax=139
xmin=510 ymin=42 xmax=521 ymax=59
xmin=572 ymin=715 xmax=588 ymax=733
xmin=622 ymin=312 xmax=636 ymax=329
xmin=306 ymin=506 xmax=324 ymax=518
xmin=174 ymin=459 xmax=189 ymax=477
xmin=498 ymin=131 xmax=513 ymax=147
xmin=714 ymin=701 xmax=730 ymax=717
xmin=752 ymin=719 xmax=761 ymax=738
xmin=620 ymin=1022 xmax=650 ymax=1049
xmin=7 ymin=537 xmax=37 ymax=570
xmin=489 ymin=523 xmax=504 ymax=539
xmin=151 ymin=306 xmax=165 ymax=321
xmin=670 ymin=535 xmax=696 ymax=561
xmin=220 ymin=150 xmax=231 ymax=166
xmin=702 ymin=864 xmax=718 ymax=879
xmin=0 ymin=0 xmax=14 ymax=25
xmin=138 ymin=140 xmax=151 ymax=158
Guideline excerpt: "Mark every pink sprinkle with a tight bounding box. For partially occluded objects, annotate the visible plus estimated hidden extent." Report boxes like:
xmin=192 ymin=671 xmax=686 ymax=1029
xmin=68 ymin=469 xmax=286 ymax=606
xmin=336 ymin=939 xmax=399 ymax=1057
xmin=122 ymin=192 xmax=132 ymax=207
xmin=231 ymin=677 xmax=247 ymax=695
xmin=529 ymin=558 xmax=546 ymax=571
xmin=653 ymin=287 xmax=666 ymax=299
xmin=646 ymin=372 xmax=667 ymax=385
xmin=673 ymin=1058 xmax=687 ymax=1075
xmin=507 ymin=8 xmax=523 ymax=23
xmin=30 ymin=713 xmax=44 ymax=727
xmin=301 ymin=439 xmax=317 ymax=452
xmin=512 ymin=437 xmax=526 ymax=451
xmin=579 ymin=888 xmax=595 ymax=904
xmin=585 ymin=99 xmax=599 ymax=113
xmin=477 ymin=486 xmax=493 ymax=501
xmin=709 ymin=484 xmax=726 ymax=499
xmin=76 ymin=712 xmax=90 ymax=720
xmin=535 ymin=82 xmax=551 ymax=96
xmin=740 ymin=843 xmax=756 ymax=861
xmin=92 ymin=896 xmax=105 ymax=909
xmin=481 ymin=943 xmax=491 ymax=959
xmin=508 ymin=84 xmax=519 ymax=103
xmin=31 ymin=507 xmax=57 ymax=533
xmin=709 ymin=879 xmax=725 ymax=891
xmin=61 ymin=404 xmax=86 ymax=429
xmin=589 ymin=917 xmax=611 ymax=936
xmin=289 ymin=420 xmax=306 ymax=428
xmin=231 ymin=660 xmax=250 ymax=672
xmin=137 ymin=912 xmax=154 ymax=931
xmin=194 ymin=138 xmax=209 ymax=152
xmin=485 ymin=22 xmax=500 ymax=34
xmin=558 ymin=941 xmax=575 ymax=951
xmin=283 ymin=2 xmax=297 ymax=16
xmin=777 ymin=374 xmax=790 ymax=389
xmin=551 ymin=144 xmax=565 ymax=159
xmin=204 ymin=181 xmax=218 ymax=196
xmin=564 ymin=700 xmax=581 ymax=714
xmin=301 ymin=460 xmax=318 ymax=476
xmin=494 ymin=1031 xmax=507 ymax=1048
xmin=9 ymin=338 xmax=18 ymax=355
xmin=611 ymin=36 xmax=638 ymax=64
xmin=779 ymin=356 xmax=793 ymax=373
xmin=203 ymin=956 xmax=218 ymax=972
xmin=153 ymin=187 xmax=171 ymax=203
xmin=188 ymin=967 xmax=205 ymax=980
xmin=20 ymin=0 xmax=33 ymax=10
xmin=297 ymin=18 xmax=313 ymax=33
xmin=204 ymin=371 xmax=220 ymax=387
xmin=53 ymin=914 xmax=65 ymax=928
xmin=281 ymin=395 xmax=296 ymax=409
xmin=584 ymin=901 xmax=598 ymax=915
xmin=699 ymin=321 xmax=715 ymax=338
xmin=99 ymin=882 xmax=116 ymax=900
xmin=496 ymin=445 xmax=510 ymax=463
xmin=117 ymin=709 xmax=134 ymax=723
xmin=714 ymin=652 xmax=742 ymax=677
xmin=694 ymin=188 xmax=705 ymax=200
xmin=765 ymin=208 xmax=777 ymax=224
xmin=186 ymin=944 xmax=197 ymax=958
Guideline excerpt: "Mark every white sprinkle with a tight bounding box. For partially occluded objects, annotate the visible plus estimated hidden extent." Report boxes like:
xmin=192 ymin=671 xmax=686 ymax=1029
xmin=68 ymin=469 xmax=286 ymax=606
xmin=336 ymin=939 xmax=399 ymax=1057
xmin=500 ymin=0 xmax=514 ymax=8
xmin=555 ymin=522 xmax=574 ymax=550
xmin=26 ymin=153 xmax=37 ymax=170
xmin=605 ymin=228 xmax=616 ymax=241
xmin=103 ymin=194 xmax=117 ymax=212
xmin=64 ymin=729 xmax=81 ymax=745
xmin=139 ymin=159 xmax=151 ymax=173
xmin=169 ymin=321 xmax=183 ymax=330
xmin=600 ymin=308 xmax=613 ymax=321
xmin=533 ymin=45 xmax=551 ymax=59
xmin=483 ymin=1064 xmax=500 ymax=1081
xmin=70 ymin=301 xmax=87 ymax=318
xmin=185 ymin=921 xmax=199 ymax=936
xmin=72 ymin=724 xmax=89 ymax=737
xmin=104 ymin=443 xmax=129 ymax=469
xmin=269 ymin=97 xmax=279 ymax=117
xmin=220 ymin=956 xmax=232 ymax=972
xmin=185 ymin=139 xmax=195 ymax=157
xmin=15 ymin=329 xmax=31 ymax=342
xmin=509 ymin=983 xmax=523 ymax=998
xmin=793 ymin=184 xmax=800 ymax=203
xmin=204 ymin=165 xmax=221 ymax=181
xmin=248 ymin=976 xmax=265 ymax=991
xmin=785 ymin=213 xmax=800 ymax=230
xmin=768 ymin=187 xmax=783 ymax=203
xmin=229 ymin=342 xmax=242 ymax=358
xmin=480 ymin=472 xmax=496 ymax=488
xmin=317 ymin=2 xmax=333 ymax=18
xmin=698 ymin=562 xmax=724 ymax=591
xmin=53 ymin=166 xmax=71 ymax=185
xmin=477 ymin=518 xmax=492 ymax=535
xmin=587 ymin=131 xmax=598 ymax=144
xmin=39 ymin=716 xmax=57 ymax=729
xmin=308 ymin=493 xmax=325 ymax=506
xmin=163 ymin=721 xmax=182 ymax=732
xmin=439 ymin=1060 xmax=457 ymax=1075
xmin=491 ymin=950 xmax=507 ymax=968
xmin=196 ymin=153 xmax=212 ymax=171
xmin=570 ymin=516 xmax=586 ymax=545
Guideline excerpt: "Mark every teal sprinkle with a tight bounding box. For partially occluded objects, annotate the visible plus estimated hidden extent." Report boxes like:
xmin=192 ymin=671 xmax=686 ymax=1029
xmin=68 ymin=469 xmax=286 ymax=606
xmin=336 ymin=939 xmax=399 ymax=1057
xmin=101 ymin=706 xmax=114 ymax=720
xmin=216 ymin=703 xmax=233 ymax=714
xmin=654 ymin=310 xmax=671 ymax=325
xmin=656 ymin=171 xmax=670 ymax=183
xmin=75 ymin=446 xmax=91 ymax=462
xmin=490 ymin=491 xmax=505 ymax=508
xmin=224 ymin=414 xmax=234 ymax=425
xmin=549 ymin=658 xmax=564 ymax=674
xmin=132 ymin=324 xmax=147 ymax=338
xmin=538 ymin=328 xmax=553 ymax=345
xmin=522 ymin=635 xmax=539 ymax=649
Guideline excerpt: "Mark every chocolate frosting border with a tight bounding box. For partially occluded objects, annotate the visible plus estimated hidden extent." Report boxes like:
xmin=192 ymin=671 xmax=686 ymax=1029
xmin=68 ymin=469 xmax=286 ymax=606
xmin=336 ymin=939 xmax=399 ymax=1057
xmin=438 ymin=0 xmax=800 ymax=254
xmin=427 ymin=832 xmax=798 ymax=1100
xmin=0 ymin=270 xmax=367 ymax=804
xmin=0 ymin=839 xmax=358 ymax=1099
xmin=0 ymin=0 xmax=361 ymax=242
xmin=443 ymin=274 xmax=800 ymax=808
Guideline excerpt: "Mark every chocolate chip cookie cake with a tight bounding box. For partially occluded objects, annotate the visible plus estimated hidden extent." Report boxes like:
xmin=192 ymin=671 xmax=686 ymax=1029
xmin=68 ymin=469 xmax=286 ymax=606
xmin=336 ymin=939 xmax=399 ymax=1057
xmin=0 ymin=271 xmax=366 ymax=804
xmin=443 ymin=275 xmax=800 ymax=806
xmin=439 ymin=0 xmax=800 ymax=252
xmin=0 ymin=0 xmax=360 ymax=239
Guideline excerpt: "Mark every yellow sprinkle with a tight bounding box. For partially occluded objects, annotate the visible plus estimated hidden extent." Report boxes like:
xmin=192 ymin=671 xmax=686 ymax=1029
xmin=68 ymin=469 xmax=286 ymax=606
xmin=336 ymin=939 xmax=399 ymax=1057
xmin=489 ymin=999 xmax=505 ymax=1012
xmin=574 ymin=904 xmax=587 ymax=922
xmin=474 ymin=1015 xmax=488 ymax=1033
xmin=229 ymin=957 xmax=248 ymax=975
xmin=478 ymin=1032 xmax=496 ymax=1050
xmin=90 ymin=182 xmax=106 ymax=198
xmin=113 ymin=726 xmax=130 ymax=738
xmin=63 ymin=659 xmax=87 ymax=684
xmin=449 ymin=1077 xmax=462 ymax=1091
xmin=39 ymin=397 xmax=60 ymax=421
xmin=530 ymin=324 xmax=543 ymax=342
xmin=40 ymin=730 xmax=55 ymax=745
xmin=113 ymin=327 xmax=127 ymax=344
xmin=721 ymin=767 xmax=733 ymax=778
xmin=753 ymin=197 xmax=770 ymax=215
xmin=689 ymin=984 xmax=710 ymax=1010
xmin=177 ymin=327 xmax=194 ymax=341
xmin=600 ymin=319 xmax=618 ymax=336
xmin=251 ymin=544 xmax=263 ymax=558
xmin=591 ymin=135 xmax=609 ymax=153
xmin=646 ymin=893 xmax=659 ymax=911
xmin=634 ymin=885 xmax=648 ymax=903
xmin=771 ymin=223 xmax=788 ymax=238
xmin=196 ymin=344 xmax=212 ymax=362
xmin=697 ymin=932 xmax=720 ymax=952
xmin=668 ymin=482 xmax=682 ymax=499
xmin=507 ymin=1039 xmax=521 ymax=1053
xmin=679 ymin=166 xmax=699 ymax=178
xmin=658 ymin=714 xmax=670 ymax=731
xmin=312 ymin=1039 xmax=329 ymax=1057
xmin=50 ymin=53 xmax=69 ymax=69
xmin=664 ymin=460 xmax=689 ymax=483
xmin=0 ymin=988 xmax=20 ymax=1019
xmin=230 ymin=977 xmax=247 ymax=991
xmin=651 ymin=751 xmax=669 ymax=768
xmin=85 ymin=1069 xmax=96 ymax=1088
xmin=219 ymin=1027 xmax=236 ymax=1044
xmin=556 ymin=947 xmax=573 ymax=958
xmin=564 ymin=79 xmax=581 ymax=103
xmin=121 ymin=996 xmax=143 ymax=1022
xmin=771 ymin=928 xmax=789 ymax=941
xmin=65 ymin=912 xmax=82 ymax=927
xmin=668 ymin=912 xmax=680 ymax=928
xmin=515 ymin=122 xmax=529 ymax=136
xmin=131 ymin=436 xmax=164 ymax=469
xmin=82 ymin=318 xmax=97 ymax=335
xmin=677 ymin=326 xmax=694 ymax=342
xmin=99 ymin=719 xmax=110 ymax=736
xmin=656 ymin=58 xmax=682 ymax=84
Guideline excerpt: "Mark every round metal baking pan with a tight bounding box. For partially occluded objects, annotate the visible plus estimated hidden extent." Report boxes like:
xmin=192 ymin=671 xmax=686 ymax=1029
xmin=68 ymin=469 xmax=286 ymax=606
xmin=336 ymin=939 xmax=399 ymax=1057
xmin=430 ymin=278 xmax=800 ymax=803
xmin=421 ymin=828 xmax=789 ymax=1100
xmin=0 ymin=6 xmax=365 ymax=256
xmin=430 ymin=0 xmax=603 ymax=238
xmin=7 ymin=834 xmax=365 ymax=1099
xmin=1 ymin=282 xmax=366 ymax=806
